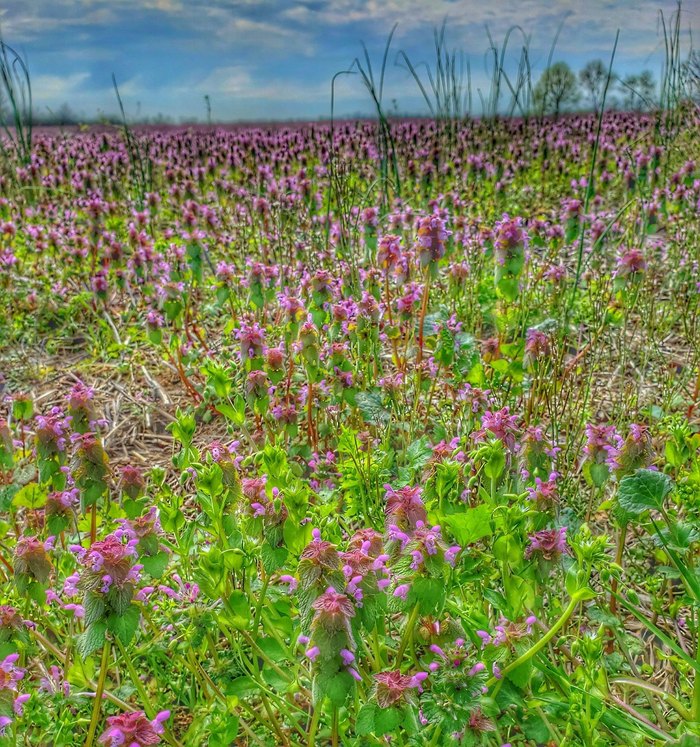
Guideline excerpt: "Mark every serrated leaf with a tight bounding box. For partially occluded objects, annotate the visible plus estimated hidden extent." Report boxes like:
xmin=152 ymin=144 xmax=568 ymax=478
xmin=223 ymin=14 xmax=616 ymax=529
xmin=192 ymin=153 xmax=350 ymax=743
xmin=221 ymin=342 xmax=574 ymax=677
xmin=435 ymin=327 xmax=455 ymax=366
xmin=618 ymin=469 xmax=673 ymax=515
xmin=84 ymin=593 xmax=105 ymax=626
xmin=107 ymin=585 xmax=134 ymax=616
xmin=47 ymin=514 xmax=71 ymax=536
xmin=0 ymin=485 xmax=18 ymax=512
xmin=77 ymin=622 xmax=107 ymax=658
xmin=355 ymin=391 xmax=390 ymax=426
xmin=405 ymin=437 xmax=433 ymax=472
xmin=322 ymin=671 xmax=354 ymax=706
xmin=356 ymin=703 xmax=376 ymax=735
xmin=408 ymin=576 xmax=445 ymax=614
xmin=653 ymin=522 xmax=699 ymax=552
xmin=141 ymin=551 xmax=169 ymax=579
xmin=106 ymin=605 xmax=140 ymax=644
xmin=522 ymin=714 xmax=550 ymax=742
xmin=261 ymin=544 xmax=288 ymax=575
xmin=12 ymin=483 xmax=47 ymax=509
xmin=227 ymin=590 xmax=250 ymax=630
xmin=506 ymin=657 xmax=533 ymax=689
xmin=374 ymin=706 xmax=402 ymax=736
xmin=444 ymin=505 xmax=492 ymax=545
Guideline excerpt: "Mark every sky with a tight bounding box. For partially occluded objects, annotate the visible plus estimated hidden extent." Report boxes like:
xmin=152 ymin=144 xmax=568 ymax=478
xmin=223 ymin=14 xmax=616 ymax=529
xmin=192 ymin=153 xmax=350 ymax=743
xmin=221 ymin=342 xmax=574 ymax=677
xmin=0 ymin=0 xmax=697 ymax=122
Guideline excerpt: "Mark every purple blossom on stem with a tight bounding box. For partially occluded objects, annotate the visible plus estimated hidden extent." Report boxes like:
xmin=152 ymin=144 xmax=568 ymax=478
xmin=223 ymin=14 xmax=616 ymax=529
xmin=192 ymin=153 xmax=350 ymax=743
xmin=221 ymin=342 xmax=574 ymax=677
xmin=525 ymin=527 xmax=569 ymax=561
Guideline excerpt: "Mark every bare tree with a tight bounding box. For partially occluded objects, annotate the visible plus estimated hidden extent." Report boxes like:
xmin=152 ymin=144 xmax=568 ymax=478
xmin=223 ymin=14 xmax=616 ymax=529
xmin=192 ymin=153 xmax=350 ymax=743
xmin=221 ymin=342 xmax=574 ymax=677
xmin=682 ymin=50 xmax=700 ymax=103
xmin=619 ymin=70 xmax=656 ymax=111
xmin=579 ymin=59 xmax=609 ymax=113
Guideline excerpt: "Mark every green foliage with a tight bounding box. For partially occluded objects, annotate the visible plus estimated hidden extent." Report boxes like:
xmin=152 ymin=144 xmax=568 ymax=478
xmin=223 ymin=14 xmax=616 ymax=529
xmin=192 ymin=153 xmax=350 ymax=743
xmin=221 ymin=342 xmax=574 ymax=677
xmin=534 ymin=61 xmax=580 ymax=117
xmin=618 ymin=469 xmax=674 ymax=515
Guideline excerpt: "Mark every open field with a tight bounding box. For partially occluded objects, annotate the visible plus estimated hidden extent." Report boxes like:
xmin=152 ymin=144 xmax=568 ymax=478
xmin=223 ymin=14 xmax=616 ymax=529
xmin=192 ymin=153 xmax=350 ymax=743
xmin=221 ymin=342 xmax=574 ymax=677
xmin=0 ymin=109 xmax=699 ymax=745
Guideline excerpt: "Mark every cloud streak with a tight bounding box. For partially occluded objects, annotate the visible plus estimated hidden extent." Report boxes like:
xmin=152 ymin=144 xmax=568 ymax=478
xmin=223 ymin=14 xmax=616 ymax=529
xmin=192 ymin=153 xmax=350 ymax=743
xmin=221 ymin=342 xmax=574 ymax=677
xmin=0 ymin=0 xmax=695 ymax=120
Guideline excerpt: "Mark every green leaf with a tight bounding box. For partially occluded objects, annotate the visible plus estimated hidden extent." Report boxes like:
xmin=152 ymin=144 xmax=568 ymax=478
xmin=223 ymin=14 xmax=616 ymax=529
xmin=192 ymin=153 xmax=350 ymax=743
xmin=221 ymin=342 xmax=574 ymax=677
xmin=355 ymin=391 xmax=390 ymax=426
xmin=106 ymin=605 xmax=141 ymax=645
xmin=589 ymin=462 xmax=610 ymax=488
xmin=47 ymin=514 xmax=71 ymax=537
xmin=226 ymin=590 xmax=251 ymax=630
xmin=208 ymin=717 xmax=240 ymax=747
xmin=224 ymin=676 xmax=258 ymax=698
xmin=506 ymin=657 xmax=533 ymax=689
xmin=522 ymin=714 xmax=551 ymax=742
xmin=28 ymin=582 xmax=47 ymax=605
xmin=283 ymin=519 xmax=312 ymax=556
xmin=213 ymin=396 xmax=246 ymax=426
xmin=77 ymin=621 xmax=107 ymax=658
xmin=409 ymin=576 xmax=445 ymax=614
xmin=649 ymin=517 xmax=700 ymax=603
xmin=374 ymin=707 xmax=402 ymax=736
xmin=141 ymin=551 xmax=169 ymax=579
xmin=405 ymin=437 xmax=433 ymax=473
xmin=84 ymin=593 xmax=105 ymax=626
xmin=107 ymin=585 xmax=134 ymax=616
xmin=82 ymin=478 xmax=107 ymax=507
xmin=492 ymin=534 xmax=522 ymax=564
xmin=38 ymin=458 xmax=58 ymax=483
xmin=653 ymin=522 xmax=699 ymax=552
xmin=618 ymin=469 xmax=673 ymax=515
xmin=444 ymin=505 xmax=492 ymax=545
xmin=0 ymin=485 xmax=18 ymax=512
xmin=257 ymin=637 xmax=286 ymax=661
xmin=435 ymin=327 xmax=455 ymax=366
xmin=12 ymin=483 xmax=47 ymax=509
xmin=261 ymin=544 xmax=288 ymax=575
xmin=323 ymin=671 xmax=354 ymax=706
xmin=356 ymin=703 xmax=376 ymax=735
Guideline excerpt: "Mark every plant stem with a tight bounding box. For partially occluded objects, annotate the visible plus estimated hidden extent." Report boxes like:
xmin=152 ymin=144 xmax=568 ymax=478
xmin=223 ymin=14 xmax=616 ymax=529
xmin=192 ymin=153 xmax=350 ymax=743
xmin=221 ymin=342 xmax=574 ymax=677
xmin=416 ymin=267 xmax=432 ymax=364
xmin=252 ymin=575 xmax=270 ymax=634
xmin=332 ymin=706 xmax=339 ymax=747
xmin=90 ymin=503 xmax=97 ymax=544
xmin=428 ymin=724 xmax=442 ymax=746
xmin=85 ymin=639 xmax=111 ymax=747
xmin=114 ymin=637 xmax=182 ymax=747
xmin=396 ymin=603 xmax=421 ymax=664
xmin=239 ymin=629 xmax=295 ymax=685
xmin=606 ymin=522 xmax=627 ymax=653
xmin=307 ymin=704 xmax=321 ymax=747
xmin=694 ymin=633 xmax=700 ymax=722
xmin=30 ymin=629 xmax=131 ymax=711
xmin=611 ymin=677 xmax=691 ymax=721
xmin=486 ymin=591 xmax=584 ymax=689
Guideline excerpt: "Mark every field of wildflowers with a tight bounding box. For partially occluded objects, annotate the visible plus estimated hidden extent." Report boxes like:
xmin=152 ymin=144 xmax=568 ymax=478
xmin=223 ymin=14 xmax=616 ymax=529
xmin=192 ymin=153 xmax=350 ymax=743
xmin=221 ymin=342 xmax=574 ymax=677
xmin=0 ymin=105 xmax=699 ymax=746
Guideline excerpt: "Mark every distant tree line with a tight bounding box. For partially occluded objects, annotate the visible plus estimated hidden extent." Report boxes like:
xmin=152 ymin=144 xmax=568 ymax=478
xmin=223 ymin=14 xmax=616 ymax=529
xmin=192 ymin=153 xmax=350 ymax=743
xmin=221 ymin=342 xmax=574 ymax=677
xmin=532 ymin=60 xmax=671 ymax=118
xmin=2 ymin=58 xmax=699 ymax=129
xmin=26 ymin=104 xmax=179 ymax=127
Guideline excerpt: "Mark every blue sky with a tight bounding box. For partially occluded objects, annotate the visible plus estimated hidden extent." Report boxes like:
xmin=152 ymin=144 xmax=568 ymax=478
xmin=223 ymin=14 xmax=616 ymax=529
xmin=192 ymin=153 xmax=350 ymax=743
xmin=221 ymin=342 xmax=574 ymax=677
xmin=1 ymin=0 xmax=696 ymax=121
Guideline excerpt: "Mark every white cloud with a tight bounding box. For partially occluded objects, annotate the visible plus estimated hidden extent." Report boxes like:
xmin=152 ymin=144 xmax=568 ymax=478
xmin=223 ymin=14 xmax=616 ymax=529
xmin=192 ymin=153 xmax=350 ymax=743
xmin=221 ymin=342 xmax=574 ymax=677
xmin=296 ymin=0 xmax=694 ymax=60
xmin=31 ymin=71 xmax=90 ymax=102
xmin=197 ymin=66 xmax=253 ymax=95
xmin=1 ymin=0 xmax=696 ymax=121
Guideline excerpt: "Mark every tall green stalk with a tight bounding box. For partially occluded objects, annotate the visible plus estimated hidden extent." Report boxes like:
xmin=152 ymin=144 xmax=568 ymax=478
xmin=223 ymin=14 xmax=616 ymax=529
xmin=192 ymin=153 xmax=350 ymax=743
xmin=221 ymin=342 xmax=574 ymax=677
xmin=85 ymin=640 xmax=111 ymax=747
xmin=0 ymin=38 xmax=33 ymax=166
